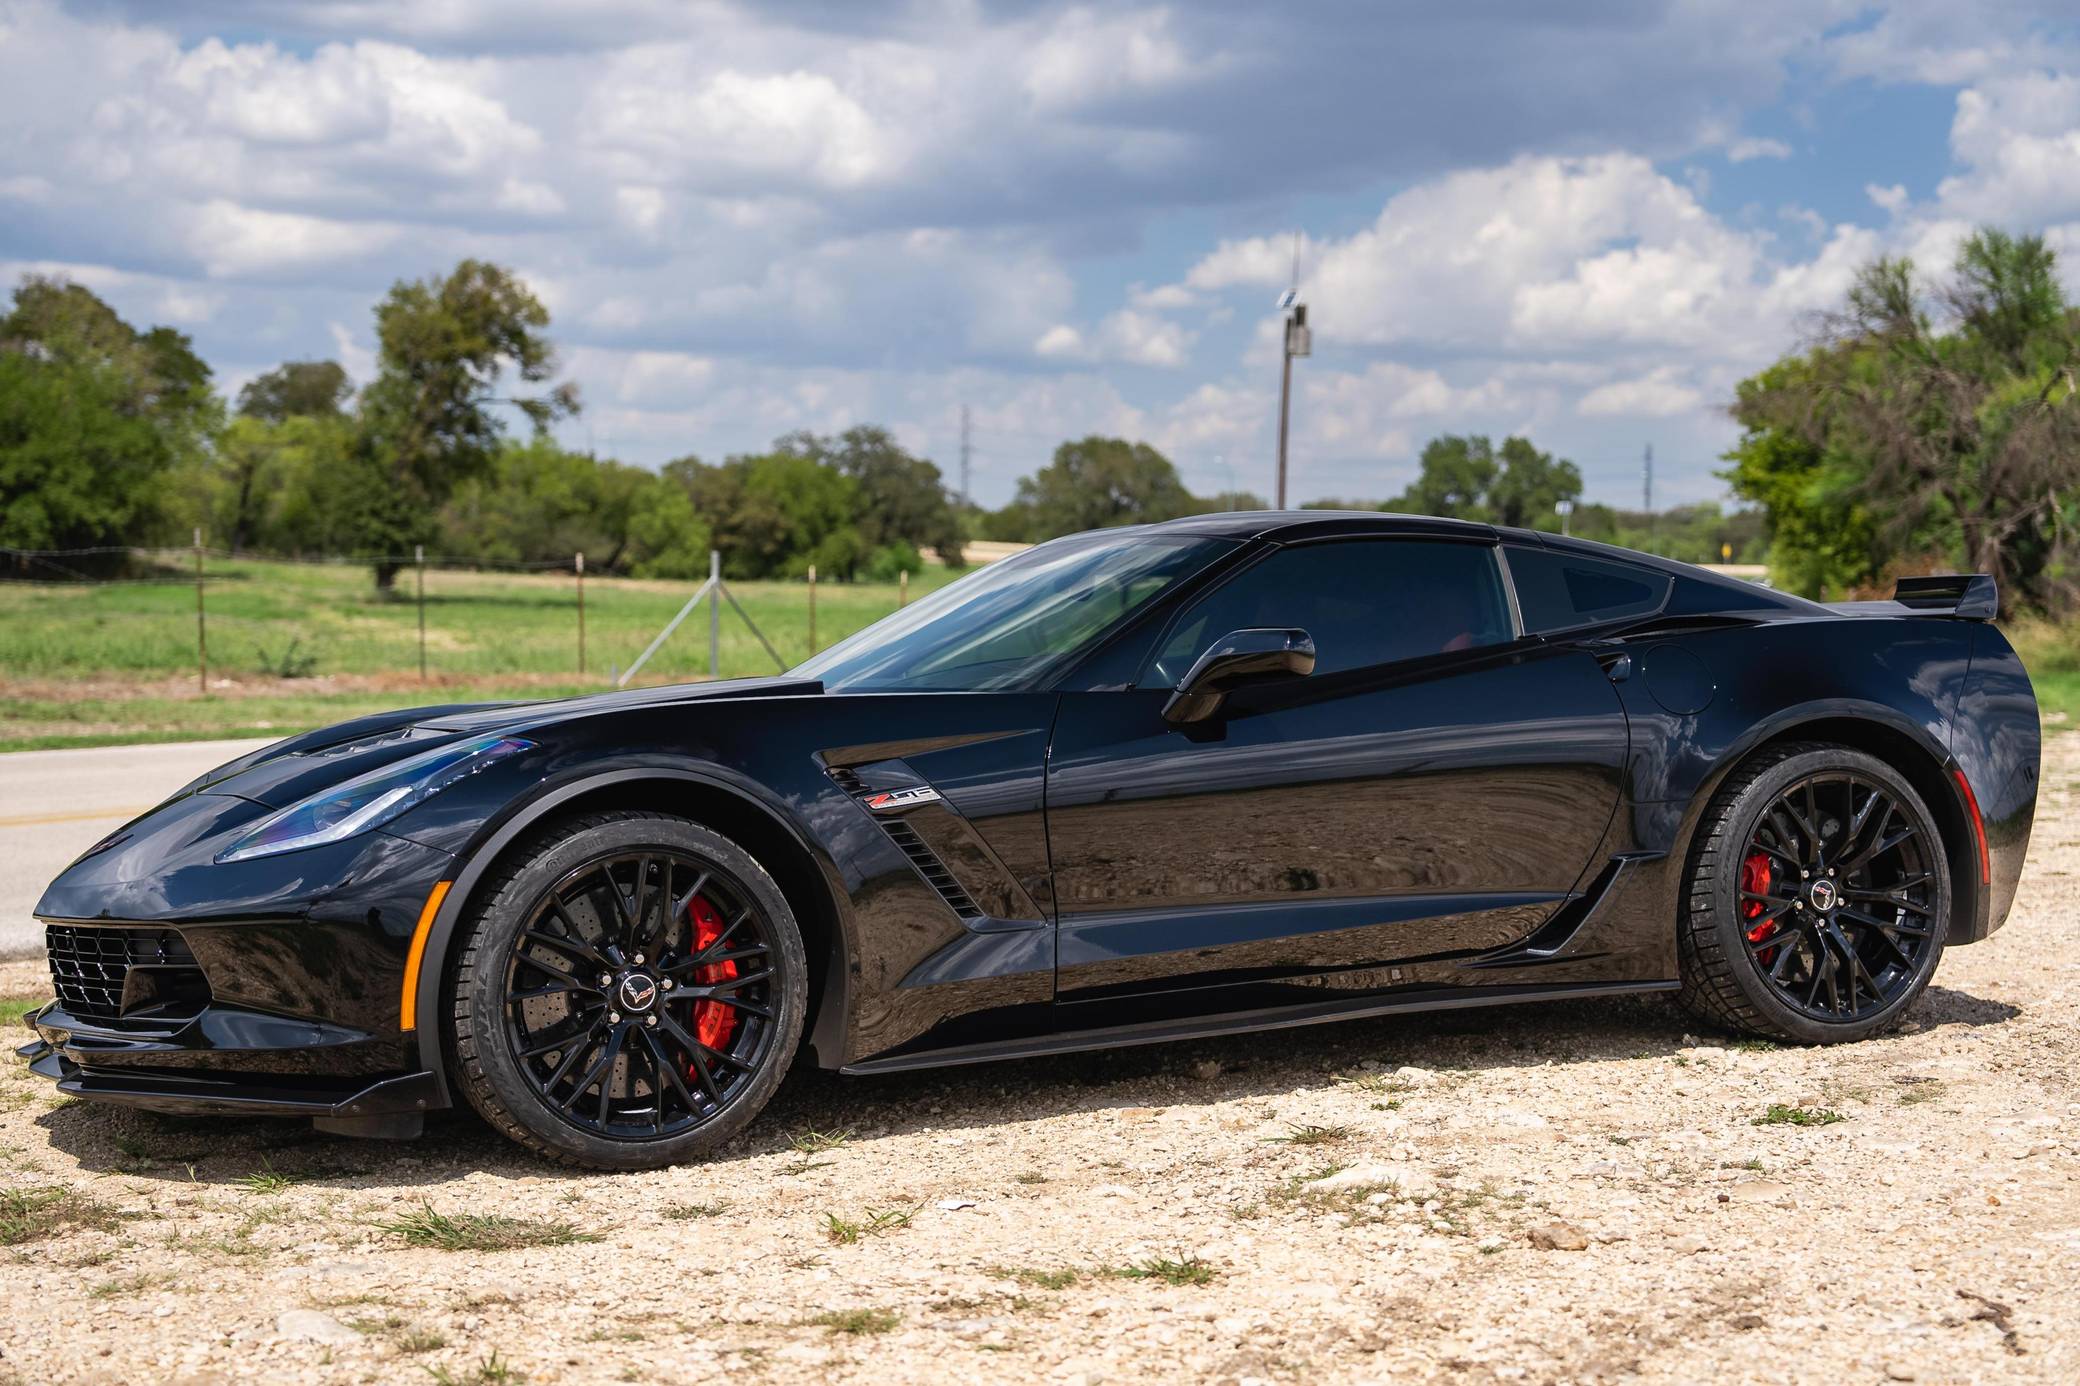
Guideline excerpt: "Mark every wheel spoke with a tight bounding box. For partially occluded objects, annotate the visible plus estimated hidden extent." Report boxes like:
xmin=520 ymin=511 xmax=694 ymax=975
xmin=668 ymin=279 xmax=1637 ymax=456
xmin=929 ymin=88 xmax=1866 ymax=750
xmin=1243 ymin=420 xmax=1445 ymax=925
xmin=658 ymin=1011 xmax=726 ymax=1103
xmin=541 ymin=1030 xmax=598 ymax=1093
xmin=522 ymin=928 xmax=606 ymax=974
xmin=509 ymin=981 xmax=595 ymax=1004
xmin=561 ymin=1026 xmax=623 ymax=1112
xmin=638 ymin=1027 xmax=700 ymax=1119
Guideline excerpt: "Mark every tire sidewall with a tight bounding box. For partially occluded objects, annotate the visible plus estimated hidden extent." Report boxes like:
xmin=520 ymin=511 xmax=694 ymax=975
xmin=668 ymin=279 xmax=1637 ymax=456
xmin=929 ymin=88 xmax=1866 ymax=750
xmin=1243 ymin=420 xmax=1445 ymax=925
xmin=456 ymin=814 xmax=807 ymax=1168
xmin=1706 ymin=748 xmax=1948 ymax=1043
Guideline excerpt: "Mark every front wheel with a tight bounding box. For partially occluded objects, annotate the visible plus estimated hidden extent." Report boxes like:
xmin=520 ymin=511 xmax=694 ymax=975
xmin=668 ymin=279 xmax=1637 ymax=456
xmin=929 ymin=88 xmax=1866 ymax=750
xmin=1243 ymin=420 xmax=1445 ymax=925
xmin=1678 ymin=743 xmax=1949 ymax=1044
xmin=449 ymin=811 xmax=807 ymax=1168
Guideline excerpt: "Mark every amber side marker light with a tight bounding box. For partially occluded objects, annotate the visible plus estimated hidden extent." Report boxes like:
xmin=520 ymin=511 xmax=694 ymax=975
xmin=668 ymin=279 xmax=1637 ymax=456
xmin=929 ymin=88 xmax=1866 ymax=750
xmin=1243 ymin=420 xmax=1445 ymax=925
xmin=1952 ymin=769 xmax=1992 ymax=886
xmin=399 ymin=880 xmax=452 ymax=1032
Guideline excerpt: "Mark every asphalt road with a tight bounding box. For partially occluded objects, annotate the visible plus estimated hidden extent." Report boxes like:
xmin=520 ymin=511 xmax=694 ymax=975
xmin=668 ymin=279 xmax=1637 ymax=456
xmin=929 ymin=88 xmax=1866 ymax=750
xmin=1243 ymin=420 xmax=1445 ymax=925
xmin=0 ymin=738 xmax=275 ymax=959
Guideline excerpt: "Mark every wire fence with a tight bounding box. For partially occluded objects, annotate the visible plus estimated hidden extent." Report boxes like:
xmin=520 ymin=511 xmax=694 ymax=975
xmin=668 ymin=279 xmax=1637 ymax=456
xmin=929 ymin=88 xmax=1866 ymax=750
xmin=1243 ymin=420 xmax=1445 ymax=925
xmin=0 ymin=540 xmax=923 ymax=691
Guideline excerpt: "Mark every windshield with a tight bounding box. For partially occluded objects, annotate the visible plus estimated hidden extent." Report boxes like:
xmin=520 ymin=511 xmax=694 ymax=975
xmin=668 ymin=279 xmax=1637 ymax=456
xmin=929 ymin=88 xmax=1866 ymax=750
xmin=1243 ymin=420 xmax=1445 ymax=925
xmin=792 ymin=531 xmax=1234 ymax=692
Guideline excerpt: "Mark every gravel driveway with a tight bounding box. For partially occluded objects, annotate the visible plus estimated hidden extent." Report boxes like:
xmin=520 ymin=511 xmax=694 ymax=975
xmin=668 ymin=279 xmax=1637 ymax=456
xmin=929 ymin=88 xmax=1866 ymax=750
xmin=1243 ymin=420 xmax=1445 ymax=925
xmin=3 ymin=740 xmax=2075 ymax=1385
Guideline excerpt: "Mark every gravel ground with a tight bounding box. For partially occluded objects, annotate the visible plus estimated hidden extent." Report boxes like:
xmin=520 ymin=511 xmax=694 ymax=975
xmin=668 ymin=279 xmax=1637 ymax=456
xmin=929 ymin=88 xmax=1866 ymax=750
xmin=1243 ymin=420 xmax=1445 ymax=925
xmin=3 ymin=742 xmax=2077 ymax=1385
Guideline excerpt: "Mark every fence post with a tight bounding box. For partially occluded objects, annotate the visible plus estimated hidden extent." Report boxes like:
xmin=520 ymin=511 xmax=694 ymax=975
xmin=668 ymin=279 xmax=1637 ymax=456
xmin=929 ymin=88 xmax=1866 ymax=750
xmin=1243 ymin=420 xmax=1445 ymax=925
xmin=708 ymin=549 xmax=721 ymax=679
xmin=806 ymin=564 xmax=817 ymax=654
xmin=415 ymin=543 xmax=427 ymax=683
xmin=899 ymin=568 xmax=909 ymax=608
xmin=575 ymin=551 xmax=586 ymax=676
xmin=193 ymin=527 xmax=207 ymax=695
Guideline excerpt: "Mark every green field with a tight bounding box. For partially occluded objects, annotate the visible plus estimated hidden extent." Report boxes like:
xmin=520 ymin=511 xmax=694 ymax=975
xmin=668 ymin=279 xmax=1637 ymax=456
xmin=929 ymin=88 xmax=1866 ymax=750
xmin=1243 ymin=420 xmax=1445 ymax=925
xmin=0 ymin=556 xmax=959 ymax=750
xmin=3 ymin=557 xmax=2076 ymax=751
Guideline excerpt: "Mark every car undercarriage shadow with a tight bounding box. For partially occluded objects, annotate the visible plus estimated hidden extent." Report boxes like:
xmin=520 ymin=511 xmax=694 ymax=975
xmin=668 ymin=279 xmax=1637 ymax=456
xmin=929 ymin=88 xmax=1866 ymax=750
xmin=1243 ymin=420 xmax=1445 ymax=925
xmin=26 ymin=983 xmax=2023 ymax=1188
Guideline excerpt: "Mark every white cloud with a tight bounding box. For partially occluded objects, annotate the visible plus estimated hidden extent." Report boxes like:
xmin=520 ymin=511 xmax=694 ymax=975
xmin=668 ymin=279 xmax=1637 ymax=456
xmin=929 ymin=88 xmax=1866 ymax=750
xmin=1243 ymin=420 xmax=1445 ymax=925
xmin=1022 ymin=7 xmax=1206 ymax=111
xmin=1578 ymin=368 xmax=1705 ymax=418
xmin=1726 ymin=136 xmax=1793 ymax=162
xmin=182 ymin=201 xmax=399 ymax=278
xmin=1936 ymin=71 xmax=2080 ymax=227
xmin=583 ymin=62 xmax=900 ymax=191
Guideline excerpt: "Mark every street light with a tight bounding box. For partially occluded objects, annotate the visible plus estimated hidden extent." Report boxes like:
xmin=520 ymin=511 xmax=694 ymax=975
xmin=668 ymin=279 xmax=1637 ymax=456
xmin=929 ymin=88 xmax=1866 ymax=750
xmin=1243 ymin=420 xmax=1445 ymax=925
xmin=1275 ymin=287 xmax=1310 ymax=509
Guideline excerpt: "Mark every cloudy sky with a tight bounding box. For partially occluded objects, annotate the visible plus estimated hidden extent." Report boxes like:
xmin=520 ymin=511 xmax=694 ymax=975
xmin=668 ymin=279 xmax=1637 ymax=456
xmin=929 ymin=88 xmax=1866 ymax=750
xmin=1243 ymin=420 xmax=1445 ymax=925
xmin=6 ymin=1 xmax=2080 ymax=510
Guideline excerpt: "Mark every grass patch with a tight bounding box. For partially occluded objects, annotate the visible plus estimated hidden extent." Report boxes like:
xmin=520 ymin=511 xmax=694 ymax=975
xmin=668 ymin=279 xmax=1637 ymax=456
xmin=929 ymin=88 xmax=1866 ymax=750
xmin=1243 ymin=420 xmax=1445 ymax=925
xmin=428 ymin=1351 xmax=522 ymax=1385
xmin=1751 ymin=1104 xmax=1846 ymax=1128
xmin=1266 ymin=1122 xmax=1350 ymax=1146
xmin=822 ymin=1204 xmax=916 ymax=1245
xmin=379 ymin=1204 xmax=598 ymax=1252
xmin=786 ymin=1127 xmax=852 ymax=1173
xmin=1102 ymin=1254 xmax=1217 ymax=1287
xmin=803 ymin=1307 xmax=901 ymax=1336
xmin=0 ymin=996 xmax=47 ymax=1026
xmin=89 ymin=1272 xmax=175 ymax=1299
xmin=0 ymin=1186 xmax=121 ymax=1246
xmin=1898 ymin=1079 xmax=1947 ymax=1106
xmin=662 ymin=1201 xmax=727 ymax=1221
xmin=235 ymin=1158 xmax=296 ymax=1196
xmin=990 ymin=1266 xmax=1082 ymax=1290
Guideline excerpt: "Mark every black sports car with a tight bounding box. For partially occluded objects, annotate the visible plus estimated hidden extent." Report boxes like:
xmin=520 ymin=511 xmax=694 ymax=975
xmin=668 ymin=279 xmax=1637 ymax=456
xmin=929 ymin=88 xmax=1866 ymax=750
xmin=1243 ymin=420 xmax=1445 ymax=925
xmin=21 ymin=512 xmax=2040 ymax=1168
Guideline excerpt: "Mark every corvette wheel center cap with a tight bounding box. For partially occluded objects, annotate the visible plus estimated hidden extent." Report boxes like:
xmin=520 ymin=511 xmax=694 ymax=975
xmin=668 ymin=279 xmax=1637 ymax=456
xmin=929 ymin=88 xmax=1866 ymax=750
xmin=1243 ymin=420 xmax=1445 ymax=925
xmin=1807 ymin=879 xmax=1838 ymax=913
xmin=617 ymin=973 xmax=660 ymax=1014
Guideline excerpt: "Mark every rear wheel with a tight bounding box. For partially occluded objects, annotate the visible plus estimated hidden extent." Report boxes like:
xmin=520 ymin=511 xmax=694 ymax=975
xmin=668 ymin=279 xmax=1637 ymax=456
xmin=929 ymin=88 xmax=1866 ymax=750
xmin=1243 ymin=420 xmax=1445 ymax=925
xmin=1678 ymin=743 xmax=1948 ymax=1044
xmin=449 ymin=811 xmax=807 ymax=1168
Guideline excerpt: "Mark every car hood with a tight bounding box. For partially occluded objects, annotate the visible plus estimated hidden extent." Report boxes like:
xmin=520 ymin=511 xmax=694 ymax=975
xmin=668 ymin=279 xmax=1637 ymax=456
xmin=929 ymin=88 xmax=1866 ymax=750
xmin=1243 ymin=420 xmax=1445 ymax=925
xmin=161 ymin=675 xmax=825 ymax=812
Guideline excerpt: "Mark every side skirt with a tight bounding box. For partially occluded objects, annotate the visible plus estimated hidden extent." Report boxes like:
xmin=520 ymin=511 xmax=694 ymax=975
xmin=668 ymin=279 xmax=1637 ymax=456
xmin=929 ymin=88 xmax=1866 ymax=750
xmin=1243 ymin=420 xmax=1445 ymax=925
xmin=839 ymin=978 xmax=1678 ymax=1075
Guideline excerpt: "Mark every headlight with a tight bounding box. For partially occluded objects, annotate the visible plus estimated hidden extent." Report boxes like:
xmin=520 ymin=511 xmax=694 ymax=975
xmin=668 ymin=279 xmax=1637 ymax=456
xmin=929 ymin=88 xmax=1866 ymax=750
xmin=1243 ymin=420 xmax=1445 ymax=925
xmin=216 ymin=733 xmax=534 ymax=863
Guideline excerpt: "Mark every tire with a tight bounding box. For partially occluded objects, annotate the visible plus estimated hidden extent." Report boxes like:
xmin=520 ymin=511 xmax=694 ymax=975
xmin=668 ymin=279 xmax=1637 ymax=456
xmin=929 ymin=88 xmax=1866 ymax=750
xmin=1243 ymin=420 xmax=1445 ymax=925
xmin=1677 ymin=742 xmax=1949 ymax=1044
xmin=449 ymin=810 xmax=808 ymax=1169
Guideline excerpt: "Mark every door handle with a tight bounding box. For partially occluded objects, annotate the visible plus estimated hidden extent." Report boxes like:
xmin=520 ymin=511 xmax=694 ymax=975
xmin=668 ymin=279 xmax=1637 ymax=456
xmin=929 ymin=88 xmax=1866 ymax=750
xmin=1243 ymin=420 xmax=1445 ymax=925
xmin=1582 ymin=641 xmax=1632 ymax=682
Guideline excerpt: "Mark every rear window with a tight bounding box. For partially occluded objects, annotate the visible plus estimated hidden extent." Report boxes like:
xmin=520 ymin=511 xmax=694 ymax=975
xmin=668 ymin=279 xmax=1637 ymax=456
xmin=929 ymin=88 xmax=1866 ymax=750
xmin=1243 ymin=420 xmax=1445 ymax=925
xmin=1505 ymin=546 xmax=1670 ymax=633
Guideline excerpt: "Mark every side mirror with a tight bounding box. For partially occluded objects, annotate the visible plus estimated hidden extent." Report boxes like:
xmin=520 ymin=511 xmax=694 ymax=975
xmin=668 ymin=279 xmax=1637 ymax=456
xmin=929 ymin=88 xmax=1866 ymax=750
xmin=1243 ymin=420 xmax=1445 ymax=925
xmin=1162 ymin=628 xmax=1315 ymax=725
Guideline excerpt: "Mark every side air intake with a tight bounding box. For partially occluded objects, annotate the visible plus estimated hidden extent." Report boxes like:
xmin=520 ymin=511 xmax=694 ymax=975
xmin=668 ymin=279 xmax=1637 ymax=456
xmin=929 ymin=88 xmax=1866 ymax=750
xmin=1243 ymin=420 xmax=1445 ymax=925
xmin=828 ymin=765 xmax=984 ymax=920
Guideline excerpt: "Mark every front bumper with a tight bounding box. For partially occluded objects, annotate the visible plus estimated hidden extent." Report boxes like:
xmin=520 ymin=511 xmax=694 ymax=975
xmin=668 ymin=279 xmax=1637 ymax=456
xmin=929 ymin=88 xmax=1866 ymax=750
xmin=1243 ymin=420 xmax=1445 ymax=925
xmin=18 ymin=1028 xmax=440 ymax=1121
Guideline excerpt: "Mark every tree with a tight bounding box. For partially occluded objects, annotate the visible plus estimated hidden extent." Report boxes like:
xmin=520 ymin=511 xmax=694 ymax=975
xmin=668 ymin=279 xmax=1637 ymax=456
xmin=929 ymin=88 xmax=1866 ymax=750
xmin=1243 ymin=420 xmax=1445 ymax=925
xmin=238 ymin=361 xmax=351 ymax=422
xmin=352 ymin=260 xmax=579 ymax=587
xmin=1727 ymin=229 xmax=2080 ymax=607
xmin=1487 ymin=436 xmax=1583 ymax=529
xmin=1387 ymin=435 xmax=1499 ymax=519
xmin=664 ymin=451 xmax=862 ymax=579
xmin=0 ymin=276 xmax=216 ymax=553
xmin=1007 ymin=437 xmax=1194 ymax=539
xmin=780 ymin=426 xmax=965 ymax=566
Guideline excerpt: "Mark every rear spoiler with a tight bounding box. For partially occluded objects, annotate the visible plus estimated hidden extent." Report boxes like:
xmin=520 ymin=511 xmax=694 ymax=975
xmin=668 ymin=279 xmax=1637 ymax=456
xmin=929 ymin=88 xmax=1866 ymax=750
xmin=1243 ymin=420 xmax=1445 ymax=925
xmin=1824 ymin=574 xmax=1998 ymax=622
xmin=1892 ymin=574 xmax=1999 ymax=620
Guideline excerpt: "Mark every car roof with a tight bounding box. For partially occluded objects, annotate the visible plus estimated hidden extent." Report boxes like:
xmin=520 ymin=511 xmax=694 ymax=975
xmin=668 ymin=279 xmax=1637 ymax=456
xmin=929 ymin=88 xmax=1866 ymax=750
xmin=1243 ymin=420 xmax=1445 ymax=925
xmin=1135 ymin=510 xmax=1817 ymax=611
xmin=1138 ymin=509 xmax=1498 ymax=542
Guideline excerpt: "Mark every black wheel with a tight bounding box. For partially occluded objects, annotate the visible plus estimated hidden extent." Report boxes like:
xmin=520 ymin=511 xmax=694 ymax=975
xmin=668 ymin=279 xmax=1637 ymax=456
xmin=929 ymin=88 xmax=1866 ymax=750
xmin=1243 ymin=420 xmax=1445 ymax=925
xmin=1678 ymin=743 xmax=1949 ymax=1044
xmin=449 ymin=811 xmax=807 ymax=1168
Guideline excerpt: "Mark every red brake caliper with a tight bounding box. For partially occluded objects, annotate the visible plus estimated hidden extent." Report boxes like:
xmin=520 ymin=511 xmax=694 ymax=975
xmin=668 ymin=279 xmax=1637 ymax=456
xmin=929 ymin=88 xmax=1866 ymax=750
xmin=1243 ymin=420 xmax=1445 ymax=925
xmin=686 ymin=896 xmax=739 ymax=1055
xmin=1740 ymin=851 xmax=1776 ymax=962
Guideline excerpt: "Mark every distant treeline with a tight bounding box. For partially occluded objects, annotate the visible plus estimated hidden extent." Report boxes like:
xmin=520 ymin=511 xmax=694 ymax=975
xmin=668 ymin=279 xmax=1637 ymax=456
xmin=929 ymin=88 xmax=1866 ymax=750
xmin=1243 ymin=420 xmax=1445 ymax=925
xmin=5 ymin=262 xmax=1754 ymax=588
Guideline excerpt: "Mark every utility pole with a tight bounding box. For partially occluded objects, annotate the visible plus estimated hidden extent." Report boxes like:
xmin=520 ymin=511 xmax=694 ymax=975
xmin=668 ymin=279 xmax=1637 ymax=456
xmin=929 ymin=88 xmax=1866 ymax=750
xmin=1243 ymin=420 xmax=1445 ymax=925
xmin=959 ymin=405 xmax=972 ymax=508
xmin=1642 ymin=443 xmax=1654 ymax=546
xmin=1274 ymin=232 xmax=1311 ymax=509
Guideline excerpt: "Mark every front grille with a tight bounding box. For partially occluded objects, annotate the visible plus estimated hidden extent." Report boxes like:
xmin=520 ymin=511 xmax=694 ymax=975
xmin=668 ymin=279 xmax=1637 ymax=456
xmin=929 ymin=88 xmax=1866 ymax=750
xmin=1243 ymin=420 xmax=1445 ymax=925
xmin=46 ymin=924 xmax=207 ymax=1024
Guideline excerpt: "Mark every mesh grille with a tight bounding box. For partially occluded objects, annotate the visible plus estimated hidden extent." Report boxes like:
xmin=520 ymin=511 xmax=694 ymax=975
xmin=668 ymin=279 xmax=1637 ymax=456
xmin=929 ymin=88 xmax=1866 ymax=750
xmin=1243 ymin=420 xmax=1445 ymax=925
xmin=45 ymin=924 xmax=202 ymax=1023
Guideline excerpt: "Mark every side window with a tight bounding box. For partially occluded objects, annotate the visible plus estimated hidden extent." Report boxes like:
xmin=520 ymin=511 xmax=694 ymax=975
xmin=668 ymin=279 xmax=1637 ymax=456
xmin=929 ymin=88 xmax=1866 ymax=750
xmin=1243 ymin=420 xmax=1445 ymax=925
xmin=1144 ymin=540 xmax=1513 ymax=686
xmin=1504 ymin=546 xmax=1671 ymax=633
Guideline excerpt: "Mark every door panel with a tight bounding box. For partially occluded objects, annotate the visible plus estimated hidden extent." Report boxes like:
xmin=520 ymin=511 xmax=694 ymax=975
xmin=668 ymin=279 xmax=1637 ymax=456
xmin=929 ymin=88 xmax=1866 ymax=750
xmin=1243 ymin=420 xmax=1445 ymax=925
xmin=1045 ymin=643 xmax=1629 ymax=1014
